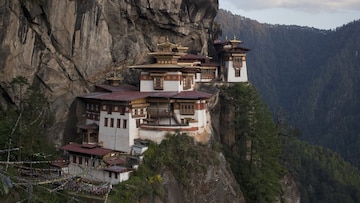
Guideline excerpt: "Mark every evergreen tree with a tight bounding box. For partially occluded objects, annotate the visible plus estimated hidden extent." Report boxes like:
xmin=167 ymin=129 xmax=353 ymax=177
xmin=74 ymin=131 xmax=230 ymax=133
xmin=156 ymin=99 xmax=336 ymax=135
xmin=1 ymin=76 xmax=55 ymax=162
xmin=224 ymin=83 xmax=282 ymax=203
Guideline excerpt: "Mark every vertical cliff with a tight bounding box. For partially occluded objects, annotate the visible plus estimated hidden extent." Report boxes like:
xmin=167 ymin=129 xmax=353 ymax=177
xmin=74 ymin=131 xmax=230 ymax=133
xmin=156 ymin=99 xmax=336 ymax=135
xmin=0 ymin=0 xmax=218 ymax=144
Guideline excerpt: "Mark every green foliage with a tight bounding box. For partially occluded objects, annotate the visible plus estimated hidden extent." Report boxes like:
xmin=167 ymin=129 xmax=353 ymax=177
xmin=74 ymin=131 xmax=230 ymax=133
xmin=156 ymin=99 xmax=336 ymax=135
xmin=0 ymin=76 xmax=55 ymax=162
xmin=109 ymin=133 xmax=216 ymax=202
xmin=281 ymin=135 xmax=360 ymax=203
xmin=222 ymin=83 xmax=283 ymax=203
xmin=217 ymin=10 xmax=360 ymax=201
xmin=216 ymin=9 xmax=360 ymax=170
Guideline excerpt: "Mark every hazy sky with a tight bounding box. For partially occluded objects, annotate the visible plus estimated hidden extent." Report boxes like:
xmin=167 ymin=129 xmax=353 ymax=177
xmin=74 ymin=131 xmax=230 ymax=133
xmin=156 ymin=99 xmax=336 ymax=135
xmin=219 ymin=0 xmax=360 ymax=30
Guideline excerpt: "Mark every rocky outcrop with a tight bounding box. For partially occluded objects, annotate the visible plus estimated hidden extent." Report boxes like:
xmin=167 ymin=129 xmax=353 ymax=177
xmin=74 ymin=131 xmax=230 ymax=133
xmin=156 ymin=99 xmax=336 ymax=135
xmin=143 ymin=153 xmax=246 ymax=203
xmin=0 ymin=0 xmax=218 ymax=145
xmin=278 ymin=173 xmax=300 ymax=203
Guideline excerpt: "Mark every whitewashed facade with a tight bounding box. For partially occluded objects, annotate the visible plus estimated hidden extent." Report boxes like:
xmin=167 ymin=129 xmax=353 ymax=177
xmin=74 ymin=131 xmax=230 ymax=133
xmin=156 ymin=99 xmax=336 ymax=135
xmin=61 ymin=37 xmax=250 ymax=185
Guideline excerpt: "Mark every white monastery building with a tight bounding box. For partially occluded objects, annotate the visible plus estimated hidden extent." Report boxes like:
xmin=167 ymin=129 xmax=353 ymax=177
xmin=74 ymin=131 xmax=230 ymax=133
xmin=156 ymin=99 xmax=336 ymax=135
xmin=60 ymin=37 xmax=250 ymax=184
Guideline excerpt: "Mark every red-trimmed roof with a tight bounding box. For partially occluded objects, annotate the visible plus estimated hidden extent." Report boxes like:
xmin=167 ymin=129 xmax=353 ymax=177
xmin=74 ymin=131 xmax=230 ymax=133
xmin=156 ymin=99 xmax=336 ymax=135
xmin=95 ymin=91 xmax=150 ymax=101
xmin=103 ymin=166 xmax=130 ymax=173
xmin=96 ymin=84 xmax=139 ymax=92
xmin=129 ymin=64 xmax=183 ymax=69
xmin=173 ymin=91 xmax=212 ymax=99
xmin=79 ymin=91 xmax=150 ymax=102
xmin=61 ymin=143 xmax=113 ymax=156
xmin=80 ymin=90 xmax=212 ymax=101
xmin=147 ymin=91 xmax=178 ymax=98
xmin=51 ymin=157 xmax=69 ymax=168
xmin=103 ymin=157 xmax=126 ymax=166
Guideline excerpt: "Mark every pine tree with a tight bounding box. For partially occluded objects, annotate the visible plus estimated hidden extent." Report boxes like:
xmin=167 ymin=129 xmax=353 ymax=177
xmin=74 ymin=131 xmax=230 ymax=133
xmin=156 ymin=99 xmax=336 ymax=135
xmin=224 ymin=83 xmax=283 ymax=203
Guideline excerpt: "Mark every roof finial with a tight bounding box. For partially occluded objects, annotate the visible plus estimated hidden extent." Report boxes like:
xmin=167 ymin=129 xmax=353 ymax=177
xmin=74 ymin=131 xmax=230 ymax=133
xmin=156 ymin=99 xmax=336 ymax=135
xmin=233 ymin=35 xmax=236 ymax=40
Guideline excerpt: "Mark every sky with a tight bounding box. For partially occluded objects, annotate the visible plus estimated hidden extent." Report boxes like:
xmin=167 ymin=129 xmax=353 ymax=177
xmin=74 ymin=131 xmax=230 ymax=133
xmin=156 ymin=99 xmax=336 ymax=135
xmin=219 ymin=0 xmax=360 ymax=30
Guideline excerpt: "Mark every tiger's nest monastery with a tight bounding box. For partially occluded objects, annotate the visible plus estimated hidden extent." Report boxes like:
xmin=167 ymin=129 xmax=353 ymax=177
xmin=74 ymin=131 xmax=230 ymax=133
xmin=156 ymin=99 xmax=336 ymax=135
xmin=59 ymin=37 xmax=250 ymax=184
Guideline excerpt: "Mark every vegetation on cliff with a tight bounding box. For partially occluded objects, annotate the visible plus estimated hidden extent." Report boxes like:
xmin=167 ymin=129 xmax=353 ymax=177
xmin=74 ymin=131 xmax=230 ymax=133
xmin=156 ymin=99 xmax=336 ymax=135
xmin=109 ymin=133 xmax=219 ymax=202
xmin=220 ymin=83 xmax=360 ymax=203
xmin=216 ymin=9 xmax=360 ymax=202
xmin=279 ymin=127 xmax=360 ymax=203
xmin=0 ymin=76 xmax=55 ymax=162
xmin=221 ymin=83 xmax=283 ymax=203
xmin=216 ymin=9 xmax=360 ymax=169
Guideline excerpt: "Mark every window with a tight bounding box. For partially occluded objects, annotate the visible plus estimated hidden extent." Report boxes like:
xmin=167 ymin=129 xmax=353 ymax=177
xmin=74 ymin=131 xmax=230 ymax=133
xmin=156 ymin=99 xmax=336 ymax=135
xmin=104 ymin=118 xmax=108 ymax=127
xmin=140 ymin=108 xmax=144 ymax=115
xmin=235 ymin=68 xmax=241 ymax=77
xmin=136 ymin=119 xmax=140 ymax=128
xmin=153 ymin=76 xmax=164 ymax=90
xmin=110 ymin=118 xmax=114 ymax=127
xmin=117 ymin=119 xmax=121 ymax=128
xmin=92 ymin=160 xmax=95 ymax=167
xmin=183 ymin=76 xmax=192 ymax=90
xmin=72 ymin=155 xmax=76 ymax=163
xmin=119 ymin=106 xmax=125 ymax=115
xmin=78 ymin=157 xmax=82 ymax=165
xmin=123 ymin=119 xmax=127 ymax=129
xmin=109 ymin=172 xmax=112 ymax=178
xmin=233 ymin=56 xmax=243 ymax=68
xmin=108 ymin=105 xmax=112 ymax=114
xmin=180 ymin=103 xmax=195 ymax=115
xmin=115 ymin=173 xmax=118 ymax=179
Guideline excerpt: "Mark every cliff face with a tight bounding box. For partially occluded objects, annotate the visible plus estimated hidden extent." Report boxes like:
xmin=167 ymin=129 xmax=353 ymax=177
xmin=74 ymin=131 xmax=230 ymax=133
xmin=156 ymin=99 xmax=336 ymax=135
xmin=158 ymin=153 xmax=246 ymax=203
xmin=0 ymin=0 xmax=218 ymax=144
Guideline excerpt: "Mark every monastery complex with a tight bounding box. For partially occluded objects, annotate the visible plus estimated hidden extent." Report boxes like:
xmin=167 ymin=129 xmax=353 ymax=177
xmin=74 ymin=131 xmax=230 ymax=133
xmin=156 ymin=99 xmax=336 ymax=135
xmin=59 ymin=37 xmax=250 ymax=184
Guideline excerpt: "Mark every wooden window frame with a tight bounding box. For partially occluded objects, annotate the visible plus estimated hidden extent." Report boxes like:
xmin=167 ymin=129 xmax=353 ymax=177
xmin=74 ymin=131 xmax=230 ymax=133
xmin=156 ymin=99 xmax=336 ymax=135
xmin=180 ymin=103 xmax=195 ymax=115
xmin=153 ymin=76 xmax=164 ymax=90
xmin=110 ymin=118 xmax=114 ymax=127
xmin=233 ymin=56 xmax=243 ymax=68
xmin=235 ymin=68 xmax=241 ymax=77
xmin=136 ymin=119 xmax=140 ymax=128
xmin=104 ymin=118 xmax=108 ymax=127
xmin=183 ymin=76 xmax=192 ymax=90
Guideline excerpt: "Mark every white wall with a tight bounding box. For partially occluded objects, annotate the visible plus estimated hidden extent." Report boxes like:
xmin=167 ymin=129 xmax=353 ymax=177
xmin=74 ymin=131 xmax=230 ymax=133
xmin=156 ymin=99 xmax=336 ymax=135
xmin=140 ymin=80 xmax=154 ymax=92
xmin=140 ymin=71 xmax=197 ymax=92
xmin=99 ymin=111 xmax=131 ymax=153
xmin=67 ymin=163 xmax=132 ymax=185
xmin=225 ymin=61 xmax=248 ymax=82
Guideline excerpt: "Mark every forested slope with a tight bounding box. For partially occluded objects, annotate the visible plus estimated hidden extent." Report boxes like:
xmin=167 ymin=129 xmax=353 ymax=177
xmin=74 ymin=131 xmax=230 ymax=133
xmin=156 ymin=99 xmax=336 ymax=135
xmin=216 ymin=9 xmax=360 ymax=168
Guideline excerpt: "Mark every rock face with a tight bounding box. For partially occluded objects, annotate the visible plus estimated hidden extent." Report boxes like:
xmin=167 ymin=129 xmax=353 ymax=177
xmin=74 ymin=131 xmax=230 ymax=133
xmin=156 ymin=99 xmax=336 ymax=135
xmin=158 ymin=153 xmax=246 ymax=203
xmin=0 ymin=0 xmax=218 ymax=144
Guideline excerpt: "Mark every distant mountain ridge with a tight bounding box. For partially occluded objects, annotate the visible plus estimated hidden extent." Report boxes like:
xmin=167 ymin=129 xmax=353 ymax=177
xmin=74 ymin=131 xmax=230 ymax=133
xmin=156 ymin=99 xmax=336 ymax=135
xmin=215 ymin=9 xmax=360 ymax=167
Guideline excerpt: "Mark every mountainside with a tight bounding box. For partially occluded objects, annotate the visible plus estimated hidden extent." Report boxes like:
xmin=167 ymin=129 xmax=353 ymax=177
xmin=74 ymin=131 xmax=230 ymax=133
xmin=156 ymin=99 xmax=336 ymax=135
xmin=0 ymin=0 xmax=217 ymax=145
xmin=216 ymin=9 xmax=360 ymax=167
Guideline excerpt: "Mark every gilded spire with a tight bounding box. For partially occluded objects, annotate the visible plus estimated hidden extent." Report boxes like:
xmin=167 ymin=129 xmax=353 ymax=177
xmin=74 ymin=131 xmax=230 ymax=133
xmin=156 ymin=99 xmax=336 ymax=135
xmin=157 ymin=36 xmax=177 ymax=52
